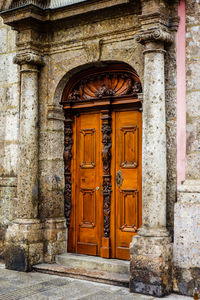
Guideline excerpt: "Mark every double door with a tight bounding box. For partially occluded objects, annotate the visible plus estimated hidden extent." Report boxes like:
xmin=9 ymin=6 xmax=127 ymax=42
xmin=68 ymin=109 xmax=142 ymax=260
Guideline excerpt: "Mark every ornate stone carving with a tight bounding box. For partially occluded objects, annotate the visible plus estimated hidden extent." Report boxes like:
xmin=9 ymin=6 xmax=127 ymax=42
xmin=63 ymin=111 xmax=73 ymax=228
xmin=136 ymin=27 xmax=173 ymax=45
xmin=101 ymin=112 xmax=112 ymax=238
xmin=13 ymin=53 xmax=44 ymax=66
xmin=66 ymin=72 xmax=142 ymax=102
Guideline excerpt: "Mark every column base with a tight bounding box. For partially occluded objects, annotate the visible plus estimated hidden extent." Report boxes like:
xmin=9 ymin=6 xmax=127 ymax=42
xmin=130 ymin=227 xmax=172 ymax=297
xmin=5 ymin=219 xmax=44 ymax=271
xmin=44 ymin=217 xmax=67 ymax=263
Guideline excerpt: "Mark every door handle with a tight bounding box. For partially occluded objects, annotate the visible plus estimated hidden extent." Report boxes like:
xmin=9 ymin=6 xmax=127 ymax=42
xmin=96 ymin=186 xmax=99 ymax=191
xmin=116 ymin=170 xmax=123 ymax=187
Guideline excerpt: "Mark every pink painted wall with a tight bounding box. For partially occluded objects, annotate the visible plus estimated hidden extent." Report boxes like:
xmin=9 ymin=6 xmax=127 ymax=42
xmin=177 ymin=0 xmax=186 ymax=186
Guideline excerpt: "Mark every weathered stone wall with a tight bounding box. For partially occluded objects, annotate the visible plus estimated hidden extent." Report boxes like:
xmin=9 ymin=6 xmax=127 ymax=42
xmin=0 ymin=1 xmax=178 ymax=266
xmin=185 ymin=1 xmax=200 ymax=175
xmin=173 ymin=1 xmax=200 ymax=296
xmin=0 ymin=17 xmax=19 ymax=257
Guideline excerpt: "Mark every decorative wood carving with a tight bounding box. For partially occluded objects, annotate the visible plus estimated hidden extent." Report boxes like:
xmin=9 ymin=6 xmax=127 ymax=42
xmin=101 ymin=111 xmax=112 ymax=238
xmin=63 ymin=110 xmax=73 ymax=228
xmin=64 ymin=71 xmax=142 ymax=103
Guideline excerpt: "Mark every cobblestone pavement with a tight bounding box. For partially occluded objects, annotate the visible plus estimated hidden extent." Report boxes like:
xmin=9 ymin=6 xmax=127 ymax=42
xmin=0 ymin=264 xmax=192 ymax=300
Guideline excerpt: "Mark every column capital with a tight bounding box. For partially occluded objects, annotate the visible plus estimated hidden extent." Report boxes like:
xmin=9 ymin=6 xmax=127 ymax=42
xmin=136 ymin=26 xmax=173 ymax=45
xmin=13 ymin=52 xmax=44 ymax=67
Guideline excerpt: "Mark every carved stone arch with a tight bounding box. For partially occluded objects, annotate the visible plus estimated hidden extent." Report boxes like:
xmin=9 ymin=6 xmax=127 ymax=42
xmin=60 ymin=62 xmax=142 ymax=229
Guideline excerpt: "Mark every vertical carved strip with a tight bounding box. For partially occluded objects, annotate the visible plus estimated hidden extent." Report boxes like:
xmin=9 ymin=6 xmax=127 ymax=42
xmin=64 ymin=110 xmax=73 ymax=228
xmin=101 ymin=111 xmax=112 ymax=238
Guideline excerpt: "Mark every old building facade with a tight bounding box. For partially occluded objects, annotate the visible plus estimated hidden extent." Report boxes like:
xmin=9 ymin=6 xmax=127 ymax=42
xmin=0 ymin=0 xmax=199 ymax=297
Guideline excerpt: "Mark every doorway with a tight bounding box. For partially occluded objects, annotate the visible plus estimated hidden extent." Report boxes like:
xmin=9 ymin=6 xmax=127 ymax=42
xmin=61 ymin=64 xmax=142 ymax=260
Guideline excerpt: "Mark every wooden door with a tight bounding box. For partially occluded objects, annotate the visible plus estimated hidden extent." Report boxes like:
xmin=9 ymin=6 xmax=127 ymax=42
xmin=70 ymin=112 xmax=102 ymax=256
xmin=68 ymin=109 xmax=142 ymax=259
xmin=112 ymin=110 xmax=142 ymax=260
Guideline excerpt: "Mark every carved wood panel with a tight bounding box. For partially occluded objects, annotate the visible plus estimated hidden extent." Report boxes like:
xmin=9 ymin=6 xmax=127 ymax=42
xmin=80 ymin=128 xmax=96 ymax=168
xmin=80 ymin=188 xmax=96 ymax=229
xmin=120 ymin=125 xmax=139 ymax=168
xmin=120 ymin=189 xmax=138 ymax=233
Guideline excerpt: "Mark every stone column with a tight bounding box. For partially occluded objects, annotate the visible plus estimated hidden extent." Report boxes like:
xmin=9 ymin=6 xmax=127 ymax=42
xmin=5 ymin=53 xmax=44 ymax=271
xmin=129 ymin=28 xmax=173 ymax=296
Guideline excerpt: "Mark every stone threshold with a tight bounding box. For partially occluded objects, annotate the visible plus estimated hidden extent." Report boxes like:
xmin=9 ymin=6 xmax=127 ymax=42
xmin=33 ymin=253 xmax=130 ymax=288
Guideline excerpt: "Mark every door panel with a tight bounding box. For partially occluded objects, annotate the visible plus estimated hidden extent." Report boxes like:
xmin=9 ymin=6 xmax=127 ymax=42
xmin=75 ymin=112 xmax=101 ymax=256
xmin=114 ymin=110 xmax=142 ymax=260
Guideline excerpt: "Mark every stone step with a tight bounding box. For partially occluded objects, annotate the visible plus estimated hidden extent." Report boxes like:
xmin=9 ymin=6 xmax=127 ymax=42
xmin=56 ymin=253 xmax=130 ymax=274
xmin=33 ymin=263 xmax=129 ymax=287
xmin=33 ymin=253 xmax=130 ymax=288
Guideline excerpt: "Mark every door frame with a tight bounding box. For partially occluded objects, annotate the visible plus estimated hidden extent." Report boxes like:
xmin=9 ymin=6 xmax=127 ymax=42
xmin=60 ymin=63 xmax=142 ymax=258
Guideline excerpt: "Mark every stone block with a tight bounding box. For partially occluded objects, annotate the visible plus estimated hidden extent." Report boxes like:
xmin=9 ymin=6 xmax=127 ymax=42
xmin=0 ymin=53 xmax=18 ymax=85
xmin=186 ymin=152 xmax=200 ymax=179
xmin=165 ymin=89 xmax=176 ymax=120
xmin=5 ymin=84 xmax=20 ymax=107
xmin=0 ymin=27 xmax=7 ymax=53
xmin=7 ymin=28 xmax=17 ymax=52
xmin=186 ymin=58 xmax=200 ymax=91
xmin=44 ymin=240 xmax=67 ymax=263
xmin=172 ymin=266 xmax=200 ymax=296
xmin=29 ymin=243 xmax=44 ymax=266
xmin=4 ymin=243 xmax=29 ymax=271
xmin=130 ymin=235 xmax=172 ymax=297
xmin=174 ymin=199 xmax=200 ymax=268
xmin=186 ymin=91 xmax=200 ymax=118
xmin=40 ymin=189 xmax=64 ymax=219
xmin=186 ymin=118 xmax=200 ymax=152
xmin=39 ymin=130 xmax=64 ymax=161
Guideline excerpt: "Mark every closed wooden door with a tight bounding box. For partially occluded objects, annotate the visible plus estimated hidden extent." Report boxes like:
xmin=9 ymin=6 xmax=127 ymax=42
xmin=68 ymin=109 xmax=142 ymax=259
xmin=69 ymin=112 xmax=102 ymax=256
xmin=112 ymin=110 xmax=142 ymax=260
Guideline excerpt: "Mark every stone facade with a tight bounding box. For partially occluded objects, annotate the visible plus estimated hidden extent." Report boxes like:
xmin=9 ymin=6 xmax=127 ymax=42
xmin=0 ymin=0 xmax=199 ymax=297
xmin=0 ymin=17 xmax=19 ymax=258
xmin=173 ymin=1 xmax=200 ymax=295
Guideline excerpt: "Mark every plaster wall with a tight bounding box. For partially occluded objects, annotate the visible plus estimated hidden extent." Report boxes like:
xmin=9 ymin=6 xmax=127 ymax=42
xmin=0 ymin=17 xmax=19 ymax=257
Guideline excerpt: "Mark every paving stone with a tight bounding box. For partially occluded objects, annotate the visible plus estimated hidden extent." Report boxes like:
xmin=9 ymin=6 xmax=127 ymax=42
xmin=0 ymin=264 xmax=193 ymax=300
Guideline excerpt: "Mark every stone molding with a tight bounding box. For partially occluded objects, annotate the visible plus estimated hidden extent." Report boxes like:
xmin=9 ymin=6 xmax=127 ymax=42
xmin=177 ymin=180 xmax=200 ymax=203
xmin=0 ymin=176 xmax=17 ymax=187
xmin=136 ymin=27 xmax=173 ymax=45
xmin=47 ymin=105 xmax=65 ymax=121
xmin=13 ymin=53 xmax=44 ymax=67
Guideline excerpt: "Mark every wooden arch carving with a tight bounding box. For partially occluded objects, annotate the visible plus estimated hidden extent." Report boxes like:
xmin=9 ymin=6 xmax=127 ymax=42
xmin=61 ymin=64 xmax=142 ymax=232
xmin=61 ymin=64 xmax=142 ymax=105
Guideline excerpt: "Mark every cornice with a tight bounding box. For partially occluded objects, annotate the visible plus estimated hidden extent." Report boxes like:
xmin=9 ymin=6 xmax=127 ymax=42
xmin=13 ymin=52 xmax=44 ymax=66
